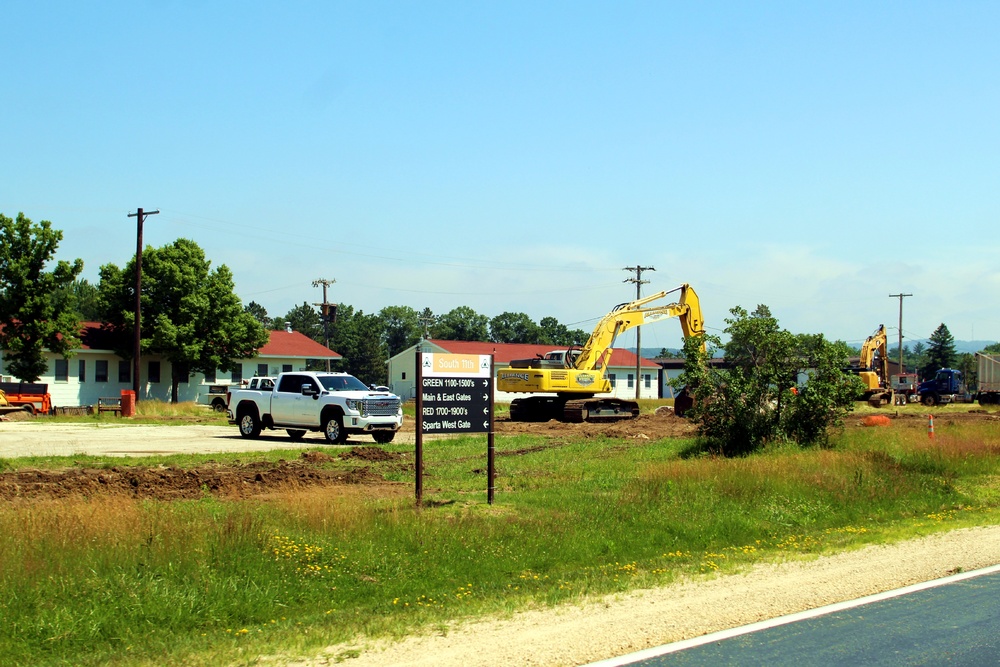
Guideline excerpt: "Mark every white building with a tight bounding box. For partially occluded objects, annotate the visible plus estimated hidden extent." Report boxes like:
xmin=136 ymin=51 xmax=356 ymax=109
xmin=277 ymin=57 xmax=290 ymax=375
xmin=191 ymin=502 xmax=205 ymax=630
xmin=386 ymin=339 xmax=661 ymax=402
xmin=0 ymin=323 xmax=341 ymax=409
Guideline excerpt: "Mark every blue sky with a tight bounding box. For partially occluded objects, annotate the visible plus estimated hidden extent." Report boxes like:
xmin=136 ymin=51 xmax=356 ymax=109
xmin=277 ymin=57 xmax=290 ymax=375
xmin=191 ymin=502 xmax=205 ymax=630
xmin=3 ymin=1 xmax=998 ymax=353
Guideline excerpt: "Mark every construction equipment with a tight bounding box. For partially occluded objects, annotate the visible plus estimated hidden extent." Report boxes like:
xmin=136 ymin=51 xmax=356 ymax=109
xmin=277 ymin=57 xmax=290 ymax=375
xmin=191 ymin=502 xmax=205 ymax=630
xmin=0 ymin=382 xmax=52 ymax=416
xmin=858 ymin=325 xmax=893 ymax=407
xmin=498 ymin=284 xmax=705 ymax=422
xmin=917 ymin=368 xmax=972 ymax=406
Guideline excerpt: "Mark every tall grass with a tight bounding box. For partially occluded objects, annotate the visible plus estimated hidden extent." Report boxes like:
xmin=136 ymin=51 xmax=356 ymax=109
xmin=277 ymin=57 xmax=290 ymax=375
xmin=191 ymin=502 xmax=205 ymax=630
xmin=2 ymin=419 xmax=1000 ymax=665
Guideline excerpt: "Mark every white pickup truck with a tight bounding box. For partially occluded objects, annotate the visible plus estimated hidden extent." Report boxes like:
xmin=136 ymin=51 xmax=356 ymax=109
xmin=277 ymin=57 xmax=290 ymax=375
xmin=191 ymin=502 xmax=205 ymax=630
xmin=226 ymin=372 xmax=403 ymax=444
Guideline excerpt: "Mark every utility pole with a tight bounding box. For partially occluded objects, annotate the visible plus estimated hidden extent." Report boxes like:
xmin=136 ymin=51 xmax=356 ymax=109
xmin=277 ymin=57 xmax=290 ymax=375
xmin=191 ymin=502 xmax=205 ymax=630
xmin=889 ymin=293 xmax=913 ymax=373
xmin=127 ymin=207 xmax=158 ymax=402
xmin=312 ymin=279 xmax=336 ymax=372
xmin=419 ymin=312 xmax=436 ymax=340
xmin=623 ymin=265 xmax=655 ymax=400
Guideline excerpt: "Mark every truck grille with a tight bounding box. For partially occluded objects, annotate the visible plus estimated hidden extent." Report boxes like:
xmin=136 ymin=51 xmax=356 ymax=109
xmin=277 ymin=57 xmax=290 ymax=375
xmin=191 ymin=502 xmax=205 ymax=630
xmin=364 ymin=398 xmax=400 ymax=417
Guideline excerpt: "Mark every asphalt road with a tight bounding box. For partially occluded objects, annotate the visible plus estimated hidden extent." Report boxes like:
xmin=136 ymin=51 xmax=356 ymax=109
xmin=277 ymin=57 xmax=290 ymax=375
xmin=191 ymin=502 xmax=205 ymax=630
xmin=592 ymin=565 xmax=1000 ymax=667
xmin=0 ymin=422 xmax=417 ymax=458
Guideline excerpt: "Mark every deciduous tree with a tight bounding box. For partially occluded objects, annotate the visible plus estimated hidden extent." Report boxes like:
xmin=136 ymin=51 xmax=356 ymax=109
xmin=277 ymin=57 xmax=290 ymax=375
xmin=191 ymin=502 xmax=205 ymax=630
xmin=489 ymin=312 xmax=541 ymax=344
xmin=0 ymin=213 xmax=83 ymax=381
xmin=677 ymin=305 xmax=860 ymax=455
xmin=98 ymin=238 xmax=268 ymax=401
xmin=432 ymin=306 xmax=489 ymax=341
xmin=328 ymin=305 xmax=388 ymax=385
xmin=378 ymin=305 xmax=422 ymax=357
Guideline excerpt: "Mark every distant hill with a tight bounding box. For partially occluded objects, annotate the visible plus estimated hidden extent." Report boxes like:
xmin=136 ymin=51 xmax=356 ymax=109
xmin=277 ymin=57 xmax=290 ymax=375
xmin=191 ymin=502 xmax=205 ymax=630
xmin=892 ymin=340 xmax=997 ymax=354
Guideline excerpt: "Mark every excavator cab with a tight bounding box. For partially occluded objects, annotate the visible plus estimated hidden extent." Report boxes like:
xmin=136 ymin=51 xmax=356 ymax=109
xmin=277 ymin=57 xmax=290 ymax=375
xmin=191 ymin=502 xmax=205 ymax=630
xmin=508 ymin=349 xmax=580 ymax=370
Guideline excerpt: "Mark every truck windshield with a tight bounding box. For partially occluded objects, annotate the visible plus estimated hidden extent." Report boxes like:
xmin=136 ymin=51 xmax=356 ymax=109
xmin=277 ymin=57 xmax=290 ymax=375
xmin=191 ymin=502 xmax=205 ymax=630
xmin=318 ymin=375 xmax=369 ymax=392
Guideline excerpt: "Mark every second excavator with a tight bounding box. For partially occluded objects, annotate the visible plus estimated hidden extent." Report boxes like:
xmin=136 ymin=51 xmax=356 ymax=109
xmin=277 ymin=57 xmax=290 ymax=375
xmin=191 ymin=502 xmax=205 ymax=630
xmin=858 ymin=324 xmax=893 ymax=407
xmin=498 ymin=284 xmax=705 ymax=422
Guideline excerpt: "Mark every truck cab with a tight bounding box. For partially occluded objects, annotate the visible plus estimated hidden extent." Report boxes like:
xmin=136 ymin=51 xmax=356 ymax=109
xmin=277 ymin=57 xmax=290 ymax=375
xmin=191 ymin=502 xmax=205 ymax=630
xmin=917 ymin=369 xmax=970 ymax=406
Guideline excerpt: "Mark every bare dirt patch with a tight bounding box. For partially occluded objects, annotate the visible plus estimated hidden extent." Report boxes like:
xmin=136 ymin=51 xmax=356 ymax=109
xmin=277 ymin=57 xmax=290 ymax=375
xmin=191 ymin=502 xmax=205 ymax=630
xmin=0 ymin=450 xmax=406 ymax=502
xmin=496 ymin=411 xmax=698 ymax=441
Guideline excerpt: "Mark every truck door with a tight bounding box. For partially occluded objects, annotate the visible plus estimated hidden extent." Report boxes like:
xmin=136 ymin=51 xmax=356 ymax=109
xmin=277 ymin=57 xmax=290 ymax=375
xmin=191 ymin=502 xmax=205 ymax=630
xmin=273 ymin=374 xmax=312 ymax=425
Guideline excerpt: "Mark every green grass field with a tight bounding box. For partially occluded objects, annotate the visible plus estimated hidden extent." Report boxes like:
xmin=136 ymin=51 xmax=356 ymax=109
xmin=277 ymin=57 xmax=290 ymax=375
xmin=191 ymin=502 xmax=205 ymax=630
xmin=1 ymin=405 xmax=999 ymax=666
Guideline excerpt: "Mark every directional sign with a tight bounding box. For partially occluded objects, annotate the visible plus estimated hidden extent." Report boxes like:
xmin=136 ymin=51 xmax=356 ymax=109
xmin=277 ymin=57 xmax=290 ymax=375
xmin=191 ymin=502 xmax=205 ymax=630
xmin=420 ymin=353 xmax=493 ymax=434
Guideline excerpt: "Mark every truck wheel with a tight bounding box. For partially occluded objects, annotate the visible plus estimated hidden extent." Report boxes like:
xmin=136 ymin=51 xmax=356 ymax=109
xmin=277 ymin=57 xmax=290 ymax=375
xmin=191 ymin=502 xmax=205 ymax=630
xmin=211 ymin=399 xmax=227 ymax=413
xmin=323 ymin=415 xmax=347 ymax=444
xmin=372 ymin=431 xmax=395 ymax=444
xmin=286 ymin=429 xmax=307 ymax=441
xmin=921 ymin=393 xmax=937 ymax=407
xmin=238 ymin=410 xmax=262 ymax=438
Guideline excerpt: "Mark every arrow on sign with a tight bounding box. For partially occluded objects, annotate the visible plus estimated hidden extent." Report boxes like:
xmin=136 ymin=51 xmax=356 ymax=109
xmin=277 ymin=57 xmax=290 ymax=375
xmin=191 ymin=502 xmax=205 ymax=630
xmin=483 ymin=421 xmax=490 ymax=429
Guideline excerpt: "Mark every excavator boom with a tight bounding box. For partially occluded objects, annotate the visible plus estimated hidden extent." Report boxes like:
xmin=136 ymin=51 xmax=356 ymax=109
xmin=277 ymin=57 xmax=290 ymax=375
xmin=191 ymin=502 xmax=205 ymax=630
xmin=574 ymin=284 xmax=705 ymax=372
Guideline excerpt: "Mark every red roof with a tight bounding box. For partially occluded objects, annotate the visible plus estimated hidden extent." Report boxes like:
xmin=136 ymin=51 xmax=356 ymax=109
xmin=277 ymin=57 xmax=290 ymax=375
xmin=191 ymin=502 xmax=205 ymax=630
xmin=257 ymin=330 xmax=341 ymax=359
xmin=427 ymin=339 xmax=659 ymax=368
xmin=74 ymin=322 xmax=339 ymax=359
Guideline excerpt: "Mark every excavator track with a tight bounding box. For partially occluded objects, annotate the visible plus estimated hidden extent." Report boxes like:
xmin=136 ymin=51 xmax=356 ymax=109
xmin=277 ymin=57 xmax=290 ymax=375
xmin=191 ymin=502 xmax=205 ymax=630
xmin=508 ymin=397 xmax=640 ymax=423
xmin=563 ymin=399 xmax=640 ymax=423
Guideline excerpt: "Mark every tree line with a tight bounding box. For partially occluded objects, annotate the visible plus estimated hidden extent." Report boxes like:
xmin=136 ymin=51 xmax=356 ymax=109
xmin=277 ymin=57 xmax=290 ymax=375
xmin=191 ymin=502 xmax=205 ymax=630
xmin=0 ymin=213 xmax=590 ymax=392
xmin=1 ymin=211 xmax=993 ymax=397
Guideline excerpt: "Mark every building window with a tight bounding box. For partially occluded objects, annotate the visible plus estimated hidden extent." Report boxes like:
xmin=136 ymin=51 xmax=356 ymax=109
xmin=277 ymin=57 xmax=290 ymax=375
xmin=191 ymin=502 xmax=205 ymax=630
xmin=627 ymin=374 xmax=634 ymax=388
xmin=282 ymin=364 xmax=292 ymax=373
xmin=402 ymin=372 xmax=407 ymax=380
xmin=608 ymin=373 xmax=616 ymax=386
xmin=95 ymin=360 xmax=109 ymax=383
xmin=55 ymin=359 xmax=69 ymax=382
xmin=118 ymin=361 xmax=131 ymax=383
xmin=643 ymin=374 xmax=651 ymax=389
xmin=231 ymin=364 xmax=243 ymax=384
xmin=148 ymin=361 xmax=161 ymax=383
xmin=257 ymin=363 xmax=268 ymax=377
xmin=205 ymin=368 xmax=217 ymax=383
xmin=78 ymin=359 xmax=86 ymax=383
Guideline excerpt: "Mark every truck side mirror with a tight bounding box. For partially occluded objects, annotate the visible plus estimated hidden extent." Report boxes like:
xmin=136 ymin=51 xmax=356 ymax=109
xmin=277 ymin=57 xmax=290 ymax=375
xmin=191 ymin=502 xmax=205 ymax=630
xmin=301 ymin=385 xmax=318 ymax=397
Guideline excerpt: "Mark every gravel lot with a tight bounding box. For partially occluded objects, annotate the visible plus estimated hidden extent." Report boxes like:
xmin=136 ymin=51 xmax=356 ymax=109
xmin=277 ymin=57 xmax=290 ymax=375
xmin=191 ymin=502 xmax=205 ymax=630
xmin=0 ymin=421 xmax=418 ymax=458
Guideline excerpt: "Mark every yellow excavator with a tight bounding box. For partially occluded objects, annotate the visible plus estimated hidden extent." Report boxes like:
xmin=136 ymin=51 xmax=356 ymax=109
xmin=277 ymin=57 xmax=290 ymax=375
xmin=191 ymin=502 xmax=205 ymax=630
xmin=859 ymin=324 xmax=893 ymax=407
xmin=498 ymin=284 xmax=705 ymax=422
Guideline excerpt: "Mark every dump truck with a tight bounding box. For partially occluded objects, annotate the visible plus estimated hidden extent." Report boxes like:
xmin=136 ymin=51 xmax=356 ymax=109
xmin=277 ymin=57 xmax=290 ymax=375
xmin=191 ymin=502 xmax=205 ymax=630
xmin=975 ymin=353 xmax=1000 ymax=405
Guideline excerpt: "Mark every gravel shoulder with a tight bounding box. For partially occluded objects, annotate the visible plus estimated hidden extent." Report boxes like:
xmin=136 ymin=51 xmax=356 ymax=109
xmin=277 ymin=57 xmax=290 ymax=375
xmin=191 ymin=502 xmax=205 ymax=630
xmin=289 ymin=525 xmax=1000 ymax=667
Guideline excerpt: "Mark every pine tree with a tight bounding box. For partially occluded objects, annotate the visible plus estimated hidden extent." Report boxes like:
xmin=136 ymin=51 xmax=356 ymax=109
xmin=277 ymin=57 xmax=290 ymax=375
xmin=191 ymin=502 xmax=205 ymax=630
xmin=921 ymin=323 xmax=957 ymax=379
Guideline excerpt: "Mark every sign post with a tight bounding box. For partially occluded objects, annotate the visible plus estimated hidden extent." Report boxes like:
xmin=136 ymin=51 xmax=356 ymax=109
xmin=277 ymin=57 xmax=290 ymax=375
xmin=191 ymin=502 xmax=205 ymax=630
xmin=415 ymin=352 xmax=495 ymax=504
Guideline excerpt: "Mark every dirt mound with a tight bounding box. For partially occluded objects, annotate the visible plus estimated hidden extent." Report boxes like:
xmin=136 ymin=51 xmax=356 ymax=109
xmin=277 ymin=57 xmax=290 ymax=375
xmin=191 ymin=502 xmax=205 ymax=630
xmin=0 ymin=410 xmax=35 ymax=422
xmin=339 ymin=446 xmax=404 ymax=462
xmin=0 ymin=458 xmax=400 ymax=502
